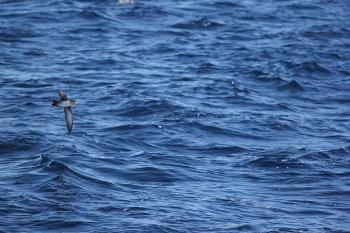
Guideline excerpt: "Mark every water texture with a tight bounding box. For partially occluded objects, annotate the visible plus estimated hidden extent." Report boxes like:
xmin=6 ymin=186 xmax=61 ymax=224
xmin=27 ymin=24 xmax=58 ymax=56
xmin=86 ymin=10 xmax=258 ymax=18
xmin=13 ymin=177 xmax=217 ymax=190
xmin=1 ymin=0 xmax=350 ymax=232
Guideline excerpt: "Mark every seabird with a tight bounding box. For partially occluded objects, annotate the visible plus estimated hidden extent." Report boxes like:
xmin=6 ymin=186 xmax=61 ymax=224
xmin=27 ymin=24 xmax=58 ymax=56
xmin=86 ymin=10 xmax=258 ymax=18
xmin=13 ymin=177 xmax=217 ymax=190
xmin=52 ymin=90 xmax=77 ymax=133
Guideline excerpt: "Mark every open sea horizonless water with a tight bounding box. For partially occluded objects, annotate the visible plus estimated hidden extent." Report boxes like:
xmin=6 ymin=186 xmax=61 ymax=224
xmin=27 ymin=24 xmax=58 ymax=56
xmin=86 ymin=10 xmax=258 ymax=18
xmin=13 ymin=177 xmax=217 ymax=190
xmin=0 ymin=0 xmax=350 ymax=232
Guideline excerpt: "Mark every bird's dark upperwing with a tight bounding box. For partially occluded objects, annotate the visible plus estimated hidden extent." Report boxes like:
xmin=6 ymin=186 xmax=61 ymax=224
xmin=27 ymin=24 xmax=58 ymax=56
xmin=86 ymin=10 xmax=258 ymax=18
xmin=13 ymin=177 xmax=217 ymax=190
xmin=59 ymin=90 xmax=68 ymax=101
xmin=64 ymin=107 xmax=73 ymax=133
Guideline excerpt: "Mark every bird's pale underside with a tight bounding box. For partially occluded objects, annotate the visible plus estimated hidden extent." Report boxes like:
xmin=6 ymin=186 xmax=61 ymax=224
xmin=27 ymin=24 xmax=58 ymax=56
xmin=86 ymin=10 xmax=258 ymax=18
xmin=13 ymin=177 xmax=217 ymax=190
xmin=52 ymin=90 xmax=77 ymax=133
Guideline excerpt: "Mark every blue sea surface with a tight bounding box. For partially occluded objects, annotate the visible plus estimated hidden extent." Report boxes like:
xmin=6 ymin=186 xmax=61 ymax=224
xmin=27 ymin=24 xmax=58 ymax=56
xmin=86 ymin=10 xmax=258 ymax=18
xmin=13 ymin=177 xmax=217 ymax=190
xmin=1 ymin=0 xmax=350 ymax=232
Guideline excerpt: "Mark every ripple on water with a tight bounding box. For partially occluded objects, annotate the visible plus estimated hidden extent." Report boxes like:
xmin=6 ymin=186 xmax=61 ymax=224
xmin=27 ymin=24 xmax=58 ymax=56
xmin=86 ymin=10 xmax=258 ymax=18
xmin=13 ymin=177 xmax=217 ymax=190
xmin=0 ymin=133 xmax=42 ymax=154
xmin=172 ymin=18 xmax=224 ymax=30
xmin=1 ymin=0 xmax=350 ymax=232
xmin=116 ymin=99 xmax=183 ymax=117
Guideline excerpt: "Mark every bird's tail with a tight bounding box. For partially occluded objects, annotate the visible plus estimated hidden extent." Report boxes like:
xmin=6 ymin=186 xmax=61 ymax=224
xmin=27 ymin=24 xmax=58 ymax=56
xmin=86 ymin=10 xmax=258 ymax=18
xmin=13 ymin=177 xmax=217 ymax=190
xmin=52 ymin=100 xmax=59 ymax=107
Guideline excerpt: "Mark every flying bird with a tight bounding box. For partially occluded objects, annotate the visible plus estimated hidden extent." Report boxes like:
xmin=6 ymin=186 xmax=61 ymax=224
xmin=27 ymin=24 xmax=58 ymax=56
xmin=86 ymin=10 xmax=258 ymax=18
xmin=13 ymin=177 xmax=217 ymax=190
xmin=52 ymin=90 xmax=78 ymax=133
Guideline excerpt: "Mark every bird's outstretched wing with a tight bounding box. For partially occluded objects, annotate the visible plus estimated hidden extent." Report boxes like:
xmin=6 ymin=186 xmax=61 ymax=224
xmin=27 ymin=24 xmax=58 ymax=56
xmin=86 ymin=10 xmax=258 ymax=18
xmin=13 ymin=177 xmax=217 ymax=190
xmin=64 ymin=107 xmax=73 ymax=133
xmin=59 ymin=90 xmax=68 ymax=101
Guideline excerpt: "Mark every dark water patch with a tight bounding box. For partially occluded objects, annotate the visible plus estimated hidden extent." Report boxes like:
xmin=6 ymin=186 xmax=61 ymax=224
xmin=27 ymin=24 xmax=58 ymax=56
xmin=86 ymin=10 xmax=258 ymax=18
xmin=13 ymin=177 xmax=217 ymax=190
xmin=23 ymin=101 xmax=39 ymax=107
xmin=50 ymin=77 xmax=90 ymax=86
xmin=193 ymin=144 xmax=246 ymax=154
xmin=261 ymin=119 xmax=296 ymax=131
xmin=249 ymin=156 xmax=306 ymax=169
xmin=275 ymin=103 xmax=295 ymax=112
xmin=252 ymin=75 xmax=292 ymax=87
xmin=42 ymin=161 xmax=114 ymax=188
xmin=320 ymin=190 xmax=350 ymax=197
xmin=327 ymin=96 xmax=350 ymax=105
xmin=172 ymin=18 xmax=224 ymax=30
xmin=210 ymin=1 xmax=243 ymax=8
xmin=246 ymin=69 xmax=267 ymax=78
xmin=192 ymin=79 xmax=251 ymax=99
xmin=22 ymin=49 xmax=47 ymax=57
xmin=2 ymin=106 xmax=26 ymax=114
xmin=122 ymin=166 xmax=178 ymax=183
xmin=302 ymin=25 xmax=350 ymax=40
xmin=298 ymin=147 xmax=350 ymax=172
xmin=284 ymin=61 xmax=331 ymax=75
xmin=38 ymin=154 xmax=51 ymax=166
xmin=180 ymin=144 xmax=248 ymax=157
xmin=190 ymin=121 xmax=266 ymax=140
xmin=0 ymin=10 xmax=59 ymax=23
xmin=248 ymin=149 xmax=309 ymax=170
xmin=300 ymin=146 xmax=350 ymax=161
xmin=104 ymin=123 xmax=160 ymax=132
xmin=239 ymin=13 xmax=281 ymax=23
xmin=65 ymin=26 xmax=111 ymax=35
xmin=279 ymin=80 xmax=304 ymax=92
xmin=78 ymin=8 xmax=111 ymax=21
xmin=286 ymin=3 xmax=323 ymax=11
xmin=150 ymin=42 xmax=177 ymax=54
xmin=44 ymin=161 xmax=70 ymax=173
xmin=12 ymin=79 xmax=52 ymax=88
xmin=118 ymin=3 xmax=173 ymax=18
xmin=117 ymin=99 xmax=182 ymax=117
xmin=0 ymin=27 xmax=43 ymax=43
xmin=195 ymin=62 xmax=222 ymax=74
xmin=0 ymin=134 xmax=42 ymax=154
xmin=31 ymin=219 xmax=94 ymax=231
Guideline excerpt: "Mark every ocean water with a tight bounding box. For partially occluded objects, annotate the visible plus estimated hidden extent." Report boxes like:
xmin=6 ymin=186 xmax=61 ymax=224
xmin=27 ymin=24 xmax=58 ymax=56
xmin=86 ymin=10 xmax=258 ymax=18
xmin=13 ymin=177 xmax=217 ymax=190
xmin=1 ymin=0 xmax=350 ymax=232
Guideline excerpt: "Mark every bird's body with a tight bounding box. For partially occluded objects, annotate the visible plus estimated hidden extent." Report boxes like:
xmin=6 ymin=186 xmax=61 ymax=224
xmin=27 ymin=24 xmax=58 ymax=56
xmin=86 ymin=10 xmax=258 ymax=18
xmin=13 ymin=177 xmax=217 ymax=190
xmin=52 ymin=91 xmax=77 ymax=133
xmin=52 ymin=100 xmax=77 ymax=108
